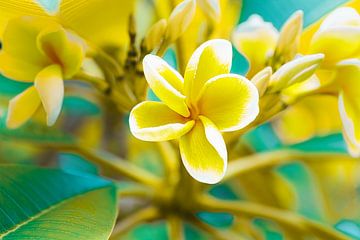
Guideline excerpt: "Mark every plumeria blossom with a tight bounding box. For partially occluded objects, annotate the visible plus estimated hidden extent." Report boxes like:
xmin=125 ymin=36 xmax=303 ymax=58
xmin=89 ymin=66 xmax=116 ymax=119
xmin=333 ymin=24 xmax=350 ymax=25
xmin=0 ymin=16 xmax=85 ymax=128
xmin=285 ymin=7 xmax=360 ymax=156
xmin=232 ymin=11 xmax=303 ymax=78
xmin=130 ymin=39 xmax=259 ymax=184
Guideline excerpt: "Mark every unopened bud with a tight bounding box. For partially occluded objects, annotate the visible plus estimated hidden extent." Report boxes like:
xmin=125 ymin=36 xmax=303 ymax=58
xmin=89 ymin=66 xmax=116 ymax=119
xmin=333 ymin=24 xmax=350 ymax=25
xmin=145 ymin=19 xmax=168 ymax=51
xmin=268 ymin=53 xmax=324 ymax=92
xmin=165 ymin=0 xmax=196 ymax=42
xmin=251 ymin=67 xmax=272 ymax=97
xmin=275 ymin=10 xmax=303 ymax=61
xmin=197 ymin=0 xmax=220 ymax=23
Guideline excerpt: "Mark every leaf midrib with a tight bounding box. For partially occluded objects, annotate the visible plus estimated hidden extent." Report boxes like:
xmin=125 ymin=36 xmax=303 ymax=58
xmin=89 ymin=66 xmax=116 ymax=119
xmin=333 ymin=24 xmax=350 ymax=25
xmin=0 ymin=184 xmax=111 ymax=238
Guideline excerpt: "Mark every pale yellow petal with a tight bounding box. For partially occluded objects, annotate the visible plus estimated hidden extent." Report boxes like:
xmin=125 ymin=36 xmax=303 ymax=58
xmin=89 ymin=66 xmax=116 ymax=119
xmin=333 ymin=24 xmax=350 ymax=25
xmin=34 ymin=64 xmax=64 ymax=126
xmin=337 ymin=60 xmax=360 ymax=157
xmin=143 ymin=54 xmax=190 ymax=117
xmin=0 ymin=16 xmax=54 ymax=81
xmin=129 ymin=101 xmax=194 ymax=142
xmin=251 ymin=66 xmax=272 ymax=97
xmin=309 ymin=8 xmax=360 ymax=65
xmin=37 ymin=25 xmax=85 ymax=78
xmin=198 ymin=74 xmax=259 ymax=132
xmin=184 ymin=39 xmax=232 ymax=103
xmin=0 ymin=52 xmax=43 ymax=82
xmin=268 ymin=54 xmax=324 ymax=92
xmin=179 ymin=117 xmax=227 ymax=184
xmin=273 ymin=102 xmax=316 ymax=144
xmin=232 ymin=15 xmax=278 ymax=78
xmin=319 ymin=7 xmax=360 ymax=31
xmin=6 ymin=86 xmax=41 ymax=129
xmin=310 ymin=27 xmax=360 ymax=65
xmin=0 ymin=0 xmax=134 ymax=49
xmin=275 ymin=11 xmax=303 ymax=61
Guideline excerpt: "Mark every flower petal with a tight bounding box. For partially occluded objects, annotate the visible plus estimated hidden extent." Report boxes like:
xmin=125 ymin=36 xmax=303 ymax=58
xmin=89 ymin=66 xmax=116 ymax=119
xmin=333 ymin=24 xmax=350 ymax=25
xmin=37 ymin=24 xmax=85 ymax=78
xmin=310 ymin=27 xmax=360 ymax=65
xmin=129 ymin=101 xmax=194 ymax=141
xmin=34 ymin=64 xmax=64 ymax=126
xmin=0 ymin=16 xmax=54 ymax=81
xmin=6 ymin=86 xmax=41 ymax=129
xmin=179 ymin=116 xmax=227 ymax=184
xmin=198 ymin=74 xmax=259 ymax=132
xmin=232 ymin=15 xmax=278 ymax=78
xmin=337 ymin=60 xmax=360 ymax=157
xmin=143 ymin=55 xmax=190 ymax=117
xmin=184 ymin=39 xmax=232 ymax=103
xmin=0 ymin=0 xmax=134 ymax=49
xmin=0 ymin=52 xmax=43 ymax=82
xmin=310 ymin=8 xmax=360 ymax=65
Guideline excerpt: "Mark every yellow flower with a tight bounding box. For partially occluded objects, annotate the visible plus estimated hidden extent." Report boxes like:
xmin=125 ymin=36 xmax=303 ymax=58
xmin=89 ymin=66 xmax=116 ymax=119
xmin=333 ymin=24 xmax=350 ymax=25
xmin=129 ymin=39 xmax=259 ymax=184
xmin=308 ymin=7 xmax=360 ymax=66
xmin=232 ymin=11 xmax=303 ymax=78
xmin=0 ymin=16 xmax=85 ymax=128
xmin=0 ymin=0 xmax=134 ymax=50
xmin=273 ymin=95 xmax=342 ymax=144
xmin=285 ymin=7 xmax=360 ymax=156
xmin=337 ymin=59 xmax=360 ymax=157
xmin=232 ymin=15 xmax=279 ymax=77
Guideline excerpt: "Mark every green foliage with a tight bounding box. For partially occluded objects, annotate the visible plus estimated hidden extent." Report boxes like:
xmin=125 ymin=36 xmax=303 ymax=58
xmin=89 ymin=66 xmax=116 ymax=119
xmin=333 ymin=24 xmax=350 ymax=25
xmin=0 ymin=165 xmax=117 ymax=239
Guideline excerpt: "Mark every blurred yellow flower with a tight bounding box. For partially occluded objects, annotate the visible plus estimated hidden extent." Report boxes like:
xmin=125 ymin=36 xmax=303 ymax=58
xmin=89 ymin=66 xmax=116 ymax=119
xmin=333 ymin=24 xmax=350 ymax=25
xmin=0 ymin=16 xmax=85 ymax=128
xmin=130 ymin=39 xmax=259 ymax=184
xmin=232 ymin=11 xmax=303 ymax=78
xmin=308 ymin=7 xmax=360 ymax=66
xmin=288 ymin=7 xmax=360 ymax=156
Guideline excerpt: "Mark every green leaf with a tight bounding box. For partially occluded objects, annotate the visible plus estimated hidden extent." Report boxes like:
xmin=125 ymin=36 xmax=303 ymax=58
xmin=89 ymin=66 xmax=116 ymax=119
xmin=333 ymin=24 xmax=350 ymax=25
xmin=0 ymin=165 xmax=117 ymax=240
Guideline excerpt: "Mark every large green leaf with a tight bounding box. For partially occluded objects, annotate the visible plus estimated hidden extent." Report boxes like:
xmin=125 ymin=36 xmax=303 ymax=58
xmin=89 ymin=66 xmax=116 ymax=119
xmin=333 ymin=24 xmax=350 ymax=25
xmin=0 ymin=165 xmax=117 ymax=239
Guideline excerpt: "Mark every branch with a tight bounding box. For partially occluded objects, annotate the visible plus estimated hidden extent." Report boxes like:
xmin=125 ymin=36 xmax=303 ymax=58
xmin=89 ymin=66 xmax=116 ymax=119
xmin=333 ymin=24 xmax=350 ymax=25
xmin=225 ymin=150 xmax=358 ymax=181
xmin=167 ymin=215 xmax=184 ymax=240
xmin=189 ymin=215 xmax=245 ymax=240
xmin=110 ymin=206 xmax=160 ymax=239
xmin=197 ymin=195 xmax=350 ymax=240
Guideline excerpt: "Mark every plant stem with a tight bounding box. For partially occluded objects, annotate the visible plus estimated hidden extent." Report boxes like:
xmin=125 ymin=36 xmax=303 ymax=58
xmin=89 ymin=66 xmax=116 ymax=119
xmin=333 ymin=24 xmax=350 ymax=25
xmin=110 ymin=206 xmax=160 ymax=239
xmin=167 ymin=215 xmax=184 ymax=240
xmin=189 ymin=215 xmax=244 ymax=240
xmin=225 ymin=150 xmax=357 ymax=181
xmin=156 ymin=142 xmax=180 ymax=186
xmin=197 ymin=195 xmax=350 ymax=240
xmin=38 ymin=142 xmax=162 ymax=188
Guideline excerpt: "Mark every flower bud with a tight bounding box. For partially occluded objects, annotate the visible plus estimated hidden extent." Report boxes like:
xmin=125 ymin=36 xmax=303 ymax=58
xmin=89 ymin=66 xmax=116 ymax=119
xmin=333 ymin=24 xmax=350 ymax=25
xmin=165 ymin=0 xmax=196 ymax=42
xmin=268 ymin=53 xmax=324 ymax=92
xmin=197 ymin=0 xmax=221 ymax=23
xmin=275 ymin=10 xmax=303 ymax=62
xmin=145 ymin=19 xmax=168 ymax=51
xmin=251 ymin=67 xmax=272 ymax=97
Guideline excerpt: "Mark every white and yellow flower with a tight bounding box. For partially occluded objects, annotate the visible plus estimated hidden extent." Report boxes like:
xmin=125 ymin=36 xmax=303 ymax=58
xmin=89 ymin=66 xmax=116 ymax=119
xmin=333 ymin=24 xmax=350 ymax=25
xmin=129 ymin=39 xmax=259 ymax=184
xmin=232 ymin=11 xmax=303 ymax=78
xmin=0 ymin=16 xmax=85 ymax=128
xmin=290 ymin=7 xmax=360 ymax=156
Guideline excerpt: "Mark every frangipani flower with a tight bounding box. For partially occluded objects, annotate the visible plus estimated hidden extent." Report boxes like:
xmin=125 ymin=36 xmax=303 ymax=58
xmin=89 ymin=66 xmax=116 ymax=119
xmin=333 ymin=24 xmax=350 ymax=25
xmin=0 ymin=0 xmax=134 ymax=50
xmin=232 ymin=15 xmax=279 ymax=77
xmin=232 ymin=11 xmax=303 ymax=78
xmin=285 ymin=7 xmax=360 ymax=156
xmin=337 ymin=59 xmax=360 ymax=157
xmin=0 ymin=16 xmax=85 ymax=128
xmin=130 ymin=39 xmax=259 ymax=184
xmin=308 ymin=7 xmax=360 ymax=66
